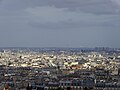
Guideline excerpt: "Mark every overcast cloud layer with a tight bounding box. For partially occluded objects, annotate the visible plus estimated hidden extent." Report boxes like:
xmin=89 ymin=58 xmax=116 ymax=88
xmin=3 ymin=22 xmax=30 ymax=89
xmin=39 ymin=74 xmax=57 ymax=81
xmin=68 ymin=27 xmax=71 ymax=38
xmin=0 ymin=0 xmax=120 ymax=48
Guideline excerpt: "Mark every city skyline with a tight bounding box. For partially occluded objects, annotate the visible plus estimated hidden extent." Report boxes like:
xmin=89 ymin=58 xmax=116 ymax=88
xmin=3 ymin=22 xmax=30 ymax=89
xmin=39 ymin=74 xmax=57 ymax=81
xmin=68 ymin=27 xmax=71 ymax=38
xmin=0 ymin=0 xmax=120 ymax=48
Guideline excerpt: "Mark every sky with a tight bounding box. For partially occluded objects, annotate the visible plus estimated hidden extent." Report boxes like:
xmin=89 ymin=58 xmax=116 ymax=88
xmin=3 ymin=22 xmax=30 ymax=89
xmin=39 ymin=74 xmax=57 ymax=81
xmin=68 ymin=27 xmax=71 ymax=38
xmin=0 ymin=0 xmax=120 ymax=48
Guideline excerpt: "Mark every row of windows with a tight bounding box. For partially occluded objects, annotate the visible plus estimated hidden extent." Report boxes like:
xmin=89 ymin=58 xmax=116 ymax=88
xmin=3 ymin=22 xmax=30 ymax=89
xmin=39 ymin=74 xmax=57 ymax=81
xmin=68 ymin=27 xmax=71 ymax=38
xmin=60 ymin=83 xmax=81 ymax=86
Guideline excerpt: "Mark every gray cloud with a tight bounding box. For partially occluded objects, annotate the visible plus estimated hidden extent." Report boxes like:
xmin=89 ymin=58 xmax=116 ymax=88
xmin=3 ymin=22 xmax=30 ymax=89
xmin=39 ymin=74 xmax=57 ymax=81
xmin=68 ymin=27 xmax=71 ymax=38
xmin=29 ymin=19 xmax=120 ymax=30
xmin=0 ymin=0 xmax=120 ymax=47
xmin=0 ymin=0 xmax=120 ymax=14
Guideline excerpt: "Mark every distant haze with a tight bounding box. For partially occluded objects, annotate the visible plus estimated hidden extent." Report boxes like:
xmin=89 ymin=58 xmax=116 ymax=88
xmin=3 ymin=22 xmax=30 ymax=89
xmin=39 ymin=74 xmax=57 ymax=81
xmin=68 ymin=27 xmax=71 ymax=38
xmin=0 ymin=0 xmax=120 ymax=48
